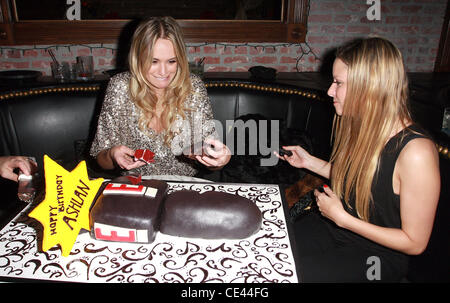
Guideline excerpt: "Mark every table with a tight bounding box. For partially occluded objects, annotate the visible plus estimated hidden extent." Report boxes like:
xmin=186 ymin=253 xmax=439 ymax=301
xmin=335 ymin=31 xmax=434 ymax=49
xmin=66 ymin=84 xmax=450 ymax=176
xmin=0 ymin=181 xmax=299 ymax=283
xmin=141 ymin=174 xmax=212 ymax=183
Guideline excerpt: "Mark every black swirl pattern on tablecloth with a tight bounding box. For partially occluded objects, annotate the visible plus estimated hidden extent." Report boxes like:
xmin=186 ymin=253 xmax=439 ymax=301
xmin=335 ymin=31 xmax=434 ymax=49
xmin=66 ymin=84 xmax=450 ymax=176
xmin=0 ymin=182 xmax=298 ymax=283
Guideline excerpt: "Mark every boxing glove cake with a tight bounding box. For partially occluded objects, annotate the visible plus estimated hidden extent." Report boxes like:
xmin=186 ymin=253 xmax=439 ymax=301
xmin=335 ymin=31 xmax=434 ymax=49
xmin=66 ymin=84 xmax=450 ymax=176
xmin=160 ymin=190 xmax=262 ymax=239
xmin=90 ymin=176 xmax=168 ymax=243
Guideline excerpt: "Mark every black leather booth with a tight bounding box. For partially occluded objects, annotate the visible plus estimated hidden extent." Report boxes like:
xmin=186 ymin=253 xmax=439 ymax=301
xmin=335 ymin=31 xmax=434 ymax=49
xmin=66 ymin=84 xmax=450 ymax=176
xmin=0 ymin=80 xmax=335 ymax=175
xmin=0 ymin=85 xmax=103 ymax=171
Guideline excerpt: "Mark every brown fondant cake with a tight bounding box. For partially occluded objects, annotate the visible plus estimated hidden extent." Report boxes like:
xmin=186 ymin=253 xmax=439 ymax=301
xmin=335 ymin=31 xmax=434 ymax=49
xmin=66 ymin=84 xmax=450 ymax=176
xmin=90 ymin=176 xmax=168 ymax=243
xmin=160 ymin=190 xmax=262 ymax=239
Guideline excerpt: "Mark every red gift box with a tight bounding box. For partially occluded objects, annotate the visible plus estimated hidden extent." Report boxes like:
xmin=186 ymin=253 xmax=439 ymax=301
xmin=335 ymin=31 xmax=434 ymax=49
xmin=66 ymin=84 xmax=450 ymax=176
xmin=134 ymin=149 xmax=155 ymax=164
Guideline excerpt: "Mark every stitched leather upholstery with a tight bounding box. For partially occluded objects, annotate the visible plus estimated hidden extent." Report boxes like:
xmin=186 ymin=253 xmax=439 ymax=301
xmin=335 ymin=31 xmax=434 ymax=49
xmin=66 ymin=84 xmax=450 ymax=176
xmin=0 ymin=81 xmax=335 ymax=172
xmin=0 ymin=85 xmax=104 ymax=170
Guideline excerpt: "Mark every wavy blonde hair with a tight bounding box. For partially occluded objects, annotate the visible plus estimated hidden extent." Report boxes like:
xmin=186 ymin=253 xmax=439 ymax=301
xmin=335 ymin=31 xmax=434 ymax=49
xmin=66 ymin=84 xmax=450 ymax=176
xmin=330 ymin=37 xmax=412 ymax=221
xmin=128 ymin=16 xmax=191 ymax=144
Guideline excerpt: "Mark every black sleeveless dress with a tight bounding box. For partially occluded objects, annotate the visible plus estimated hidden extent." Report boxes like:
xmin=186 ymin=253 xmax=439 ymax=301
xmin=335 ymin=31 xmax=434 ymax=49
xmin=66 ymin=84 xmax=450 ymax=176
xmin=293 ymin=125 xmax=429 ymax=282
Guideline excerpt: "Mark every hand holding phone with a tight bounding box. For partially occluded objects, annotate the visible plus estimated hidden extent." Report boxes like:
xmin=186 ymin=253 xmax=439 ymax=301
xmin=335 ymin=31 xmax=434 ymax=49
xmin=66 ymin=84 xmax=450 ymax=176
xmin=278 ymin=148 xmax=293 ymax=157
xmin=184 ymin=141 xmax=212 ymax=157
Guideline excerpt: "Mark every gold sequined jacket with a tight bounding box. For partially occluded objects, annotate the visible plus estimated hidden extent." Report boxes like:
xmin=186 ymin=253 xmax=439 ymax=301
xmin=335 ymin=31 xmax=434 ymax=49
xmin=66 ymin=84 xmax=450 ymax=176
xmin=89 ymin=72 xmax=216 ymax=176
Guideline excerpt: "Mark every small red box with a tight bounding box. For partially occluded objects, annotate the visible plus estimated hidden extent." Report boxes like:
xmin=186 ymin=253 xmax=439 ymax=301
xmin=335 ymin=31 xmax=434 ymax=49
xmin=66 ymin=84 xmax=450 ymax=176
xmin=134 ymin=149 xmax=155 ymax=164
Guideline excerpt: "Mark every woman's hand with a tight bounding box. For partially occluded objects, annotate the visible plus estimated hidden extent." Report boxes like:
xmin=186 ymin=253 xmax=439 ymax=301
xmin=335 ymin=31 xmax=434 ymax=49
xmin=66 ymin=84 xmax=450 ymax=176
xmin=0 ymin=156 xmax=38 ymax=182
xmin=194 ymin=138 xmax=231 ymax=170
xmin=108 ymin=145 xmax=146 ymax=170
xmin=274 ymin=145 xmax=311 ymax=169
xmin=275 ymin=145 xmax=331 ymax=179
xmin=314 ymin=185 xmax=349 ymax=227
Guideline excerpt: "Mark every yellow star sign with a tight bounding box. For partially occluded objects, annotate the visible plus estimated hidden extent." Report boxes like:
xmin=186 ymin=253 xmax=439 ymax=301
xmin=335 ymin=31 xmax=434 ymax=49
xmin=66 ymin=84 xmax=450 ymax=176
xmin=29 ymin=155 xmax=104 ymax=256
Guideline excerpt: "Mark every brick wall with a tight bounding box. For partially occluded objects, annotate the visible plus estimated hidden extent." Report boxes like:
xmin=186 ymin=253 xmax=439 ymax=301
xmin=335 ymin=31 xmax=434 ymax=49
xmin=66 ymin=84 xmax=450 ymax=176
xmin=306 ymin=0 xmax=447 ymax=72
xmin=0 ymin=0 xmax=447 ymax=75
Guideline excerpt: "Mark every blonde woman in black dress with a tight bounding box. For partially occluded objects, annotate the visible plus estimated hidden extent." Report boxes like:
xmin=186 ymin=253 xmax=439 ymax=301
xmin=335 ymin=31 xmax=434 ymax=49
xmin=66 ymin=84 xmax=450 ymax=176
xmin=277 ymin=37 xmax=440 ymax=282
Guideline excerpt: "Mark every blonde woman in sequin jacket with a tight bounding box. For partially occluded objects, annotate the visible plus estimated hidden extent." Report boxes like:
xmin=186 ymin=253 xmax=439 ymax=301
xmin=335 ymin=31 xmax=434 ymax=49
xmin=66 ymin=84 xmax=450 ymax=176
xmin=90 ymin=17 xmax=230 ymax=176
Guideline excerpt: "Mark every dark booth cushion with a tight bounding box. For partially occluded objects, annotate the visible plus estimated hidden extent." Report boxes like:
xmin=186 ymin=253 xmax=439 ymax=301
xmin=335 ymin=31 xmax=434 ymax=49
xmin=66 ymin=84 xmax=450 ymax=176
xmin=0 ymin=85 xmax=104 ymax=172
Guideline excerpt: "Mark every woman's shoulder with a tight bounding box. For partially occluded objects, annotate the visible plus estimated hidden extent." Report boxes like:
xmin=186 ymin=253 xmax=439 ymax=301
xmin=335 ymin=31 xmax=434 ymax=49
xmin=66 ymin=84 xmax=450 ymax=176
xmin=390 ymin=124 xmax=430 ymax=149
xmin=397 ymin=132 xmax=439 ymax=171
xmin=395 ymin=136 xmax=440 ymax=196
xmin=108 ymin=71 xmax=131 ymax=89
xmin=186 ymin=74 xmax=209 ymax=104
xmin=104 ymin=71 xmax=133 ymax=105
xmin=108 ymin=71 xmax=131 ymax=86
xmin=189 ymin=74 xmax=206 ymax=91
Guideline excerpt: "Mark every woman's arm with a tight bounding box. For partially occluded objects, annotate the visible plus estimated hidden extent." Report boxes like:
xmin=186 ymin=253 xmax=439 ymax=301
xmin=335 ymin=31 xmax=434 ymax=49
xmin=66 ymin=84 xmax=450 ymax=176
xmin=317 ymin=138 xmax=440 ymax=255
xmin=90 ymin=73 xmax=135 ymax=170
xmin=96 ymin=148 xmax=115 ymax=170
xmin=276 ymin=145 xmax=331 ymax=179
xmin=394 ymin=138 xmax=440 ymax=254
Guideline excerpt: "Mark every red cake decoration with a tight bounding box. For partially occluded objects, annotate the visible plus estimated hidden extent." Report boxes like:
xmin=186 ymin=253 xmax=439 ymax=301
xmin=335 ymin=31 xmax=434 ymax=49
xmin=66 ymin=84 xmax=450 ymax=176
xmin=126 ymin=174 xmax=142 ymax=185
xmin=93 ymin=222 xmax=149 ymax=243
xmin=103 ymin=182 xmax=158 ymax=198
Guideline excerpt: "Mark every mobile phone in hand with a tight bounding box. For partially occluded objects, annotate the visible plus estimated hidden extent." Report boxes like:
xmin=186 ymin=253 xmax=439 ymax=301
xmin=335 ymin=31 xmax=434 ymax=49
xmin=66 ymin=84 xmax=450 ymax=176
xmin=279 ymin=148 xmax=292 ymax=157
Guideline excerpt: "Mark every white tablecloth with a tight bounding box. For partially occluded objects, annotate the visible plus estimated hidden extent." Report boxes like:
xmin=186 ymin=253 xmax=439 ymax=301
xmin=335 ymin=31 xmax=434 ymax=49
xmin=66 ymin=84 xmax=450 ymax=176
xmin=0 ymin=181 xmax=298 ymax=283
xmin=142 ymin=174 xmax=212 ymax=182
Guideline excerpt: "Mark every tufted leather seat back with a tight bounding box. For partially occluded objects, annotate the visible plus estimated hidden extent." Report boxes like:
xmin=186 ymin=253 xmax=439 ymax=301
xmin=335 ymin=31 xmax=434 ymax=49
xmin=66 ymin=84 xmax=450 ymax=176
xmin=0 ymin=80 xmax=335 ymax=171
xmin=205 ymin=81 xmax=335 ymax=161
xmin=0 ymin=85 xmax=104 ymax=170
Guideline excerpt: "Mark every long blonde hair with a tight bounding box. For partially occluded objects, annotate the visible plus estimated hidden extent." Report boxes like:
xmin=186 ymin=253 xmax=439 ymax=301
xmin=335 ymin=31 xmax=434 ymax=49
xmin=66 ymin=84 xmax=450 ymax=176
xmin=330 ymin=37 xmax=411 ymax=221
xmin=128 ymin=16 xmax=191 ymax=144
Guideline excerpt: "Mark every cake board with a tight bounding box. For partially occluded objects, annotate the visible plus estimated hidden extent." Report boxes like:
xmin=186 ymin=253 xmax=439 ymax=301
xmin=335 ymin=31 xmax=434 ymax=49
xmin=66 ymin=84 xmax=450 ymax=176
xmin=0 ymin=181 xmax=299 ymax=283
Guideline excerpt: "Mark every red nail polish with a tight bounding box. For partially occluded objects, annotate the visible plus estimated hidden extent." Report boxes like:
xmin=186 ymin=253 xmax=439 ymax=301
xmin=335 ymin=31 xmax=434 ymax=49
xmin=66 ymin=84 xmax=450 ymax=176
xmin=323 ymin=184 xmax=328 ymax=188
